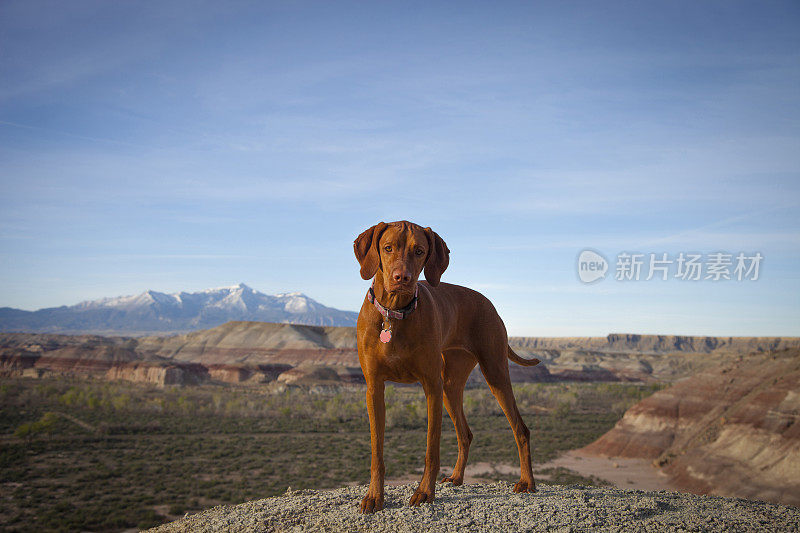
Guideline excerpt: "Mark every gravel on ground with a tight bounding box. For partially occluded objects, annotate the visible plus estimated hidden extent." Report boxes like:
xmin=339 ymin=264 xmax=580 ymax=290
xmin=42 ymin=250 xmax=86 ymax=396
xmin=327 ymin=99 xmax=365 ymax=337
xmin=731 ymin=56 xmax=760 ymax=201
xmin=149 ymin=481 xmax=800 ymax=532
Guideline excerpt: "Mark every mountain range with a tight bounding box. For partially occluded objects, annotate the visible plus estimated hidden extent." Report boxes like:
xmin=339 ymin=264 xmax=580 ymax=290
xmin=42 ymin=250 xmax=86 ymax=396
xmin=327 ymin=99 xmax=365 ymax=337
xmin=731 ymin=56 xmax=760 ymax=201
xmin=0 ymin=283 xmax=358 ymax=335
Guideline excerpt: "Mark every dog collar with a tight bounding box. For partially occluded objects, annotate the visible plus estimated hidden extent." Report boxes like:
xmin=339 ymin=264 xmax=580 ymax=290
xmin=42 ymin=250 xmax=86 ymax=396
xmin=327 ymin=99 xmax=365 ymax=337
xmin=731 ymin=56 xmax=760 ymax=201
xmin=367 ymin=282 xmax=419 ymax=320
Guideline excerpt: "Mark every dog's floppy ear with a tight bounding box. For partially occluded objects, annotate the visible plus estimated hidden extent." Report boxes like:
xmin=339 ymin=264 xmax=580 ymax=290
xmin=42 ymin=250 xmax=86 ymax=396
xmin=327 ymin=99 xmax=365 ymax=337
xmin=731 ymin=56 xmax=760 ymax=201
xmin=423 ymin=227 xmax=450 ymax=286
xmin=354 ymin=222 xmax=388 ymax=280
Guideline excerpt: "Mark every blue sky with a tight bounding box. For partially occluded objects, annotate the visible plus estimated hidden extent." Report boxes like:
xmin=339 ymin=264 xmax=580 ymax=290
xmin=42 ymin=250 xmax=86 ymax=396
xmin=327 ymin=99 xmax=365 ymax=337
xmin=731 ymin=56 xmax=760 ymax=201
xmin=1 ymin=1 xmax=798 ymax=336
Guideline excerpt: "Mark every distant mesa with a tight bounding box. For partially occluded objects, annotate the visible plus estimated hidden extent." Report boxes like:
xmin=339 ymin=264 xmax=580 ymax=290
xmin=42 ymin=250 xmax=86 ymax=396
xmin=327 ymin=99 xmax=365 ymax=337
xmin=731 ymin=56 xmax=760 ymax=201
xmin=0 ymin=283 xmax=358 ymax=335
xmin=2 ymin=319 xmax=799 ymax=389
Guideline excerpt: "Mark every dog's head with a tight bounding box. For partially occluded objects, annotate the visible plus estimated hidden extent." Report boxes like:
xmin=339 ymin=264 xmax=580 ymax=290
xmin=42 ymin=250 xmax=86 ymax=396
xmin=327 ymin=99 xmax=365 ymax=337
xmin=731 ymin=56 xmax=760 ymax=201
xmin=354 ymin=221 xmax=449 ymax=295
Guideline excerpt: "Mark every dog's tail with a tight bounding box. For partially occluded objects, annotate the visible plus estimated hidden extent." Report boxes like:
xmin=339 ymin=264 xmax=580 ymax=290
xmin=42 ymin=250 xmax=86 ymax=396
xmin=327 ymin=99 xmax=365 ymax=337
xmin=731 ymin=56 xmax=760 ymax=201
xmin=507 ymin=346 xmax=540 ymax=366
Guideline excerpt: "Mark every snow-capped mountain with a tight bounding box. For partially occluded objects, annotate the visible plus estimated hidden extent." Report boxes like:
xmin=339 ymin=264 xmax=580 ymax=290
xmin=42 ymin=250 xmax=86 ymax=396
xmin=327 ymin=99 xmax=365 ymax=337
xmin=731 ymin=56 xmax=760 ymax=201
xmin=0 ymin=283 xmax=358 ymax=335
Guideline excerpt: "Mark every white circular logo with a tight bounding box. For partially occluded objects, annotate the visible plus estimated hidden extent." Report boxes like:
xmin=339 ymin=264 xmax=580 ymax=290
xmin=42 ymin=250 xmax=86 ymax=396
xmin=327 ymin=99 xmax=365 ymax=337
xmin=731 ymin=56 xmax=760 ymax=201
xmin=577 ymin=249 xmax=608 ymax=283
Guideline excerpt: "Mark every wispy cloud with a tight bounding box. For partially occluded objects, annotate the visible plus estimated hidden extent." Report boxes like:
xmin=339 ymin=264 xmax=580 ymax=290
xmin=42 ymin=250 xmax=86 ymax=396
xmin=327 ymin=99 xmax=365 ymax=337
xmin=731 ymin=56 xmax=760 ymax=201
xmin=86 ymin=254 xmax=251 ymax=260
xmin=0 ymin=120 xmax=146 ymax=148
xmin=639 ymin=205 xmax=800 ymax=249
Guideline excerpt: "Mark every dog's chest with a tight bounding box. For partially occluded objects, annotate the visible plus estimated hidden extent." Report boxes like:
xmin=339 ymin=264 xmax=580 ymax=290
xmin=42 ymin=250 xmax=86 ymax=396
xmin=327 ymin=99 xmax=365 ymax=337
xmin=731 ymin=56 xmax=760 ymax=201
xmin=359 ymin=319 xmax=430 ymax=383
xmin=367 ymin=322 xmax=418 ymax=358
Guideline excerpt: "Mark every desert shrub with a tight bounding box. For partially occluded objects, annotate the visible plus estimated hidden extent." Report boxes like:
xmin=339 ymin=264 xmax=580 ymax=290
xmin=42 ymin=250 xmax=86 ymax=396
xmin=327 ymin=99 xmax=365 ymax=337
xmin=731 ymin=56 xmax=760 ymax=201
xmin=538 ymin=466 xmax=611 ymax=487
xmin=111 ymin=393 xmax=131 ymax=411
xmin=553 ymin=401 xmax=572 ymax=418
xmin=323 ymin=393 xmax=364 ymax=422
xmin=611 ymin=400 xmax=631 ymax=416
xmin=14 ymin=411 xmax=60 ymax=440
xmin=462 ymin=388 xmax=503 ymax=417
xmin=385 ymin=384 xmax=396 ymax=402
xmin=384 ymin=391 xmax=428 ymax=429
xmin=212 ymin=392 xmax=225 ymax=412
xmin=176 ymin=394 xmax=195 ymax=414
xmin=136 ymin=509 xmax=165 ymax=530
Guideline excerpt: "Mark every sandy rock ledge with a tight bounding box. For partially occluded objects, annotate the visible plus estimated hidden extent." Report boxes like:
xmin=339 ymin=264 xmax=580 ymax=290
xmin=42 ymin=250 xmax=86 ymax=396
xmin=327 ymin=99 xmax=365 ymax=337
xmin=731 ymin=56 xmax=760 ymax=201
xmin=149 ymin=482 xmax=799 ymax=532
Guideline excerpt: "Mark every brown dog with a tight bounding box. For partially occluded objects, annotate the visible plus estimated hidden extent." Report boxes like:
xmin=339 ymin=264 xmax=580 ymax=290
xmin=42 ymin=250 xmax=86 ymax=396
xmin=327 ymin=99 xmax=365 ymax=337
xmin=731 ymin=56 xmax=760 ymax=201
xmin=354 ymin=220 xmax=540 ymax=513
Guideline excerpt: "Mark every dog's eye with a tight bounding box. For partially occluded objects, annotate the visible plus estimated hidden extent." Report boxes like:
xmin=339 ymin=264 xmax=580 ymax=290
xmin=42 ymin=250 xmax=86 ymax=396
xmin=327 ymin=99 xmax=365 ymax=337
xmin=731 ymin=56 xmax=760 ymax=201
xmin=384 ymin=245 xmax=392 ymax=253
xmin=415 ymin=248 xmax=424 ymax=256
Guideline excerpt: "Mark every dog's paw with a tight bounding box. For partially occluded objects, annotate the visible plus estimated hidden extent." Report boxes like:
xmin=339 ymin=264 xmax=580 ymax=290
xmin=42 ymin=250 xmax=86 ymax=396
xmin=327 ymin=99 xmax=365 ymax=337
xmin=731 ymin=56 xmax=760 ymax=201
xmin=359 ymin=493 xmax=384 ymax=514
xmin=440 ymin=473 xmax=464 ymax=485
xmin=409 ymin=488 xmax=435 ymax=506
xmin=513 ymin=479 xmax=536 ymax=493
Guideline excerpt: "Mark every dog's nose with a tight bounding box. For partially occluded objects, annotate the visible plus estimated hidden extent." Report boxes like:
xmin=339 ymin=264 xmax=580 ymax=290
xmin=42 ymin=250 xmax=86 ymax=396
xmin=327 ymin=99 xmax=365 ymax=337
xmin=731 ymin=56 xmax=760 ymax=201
xmin=393 ymin=270 xmax=411 ymax=284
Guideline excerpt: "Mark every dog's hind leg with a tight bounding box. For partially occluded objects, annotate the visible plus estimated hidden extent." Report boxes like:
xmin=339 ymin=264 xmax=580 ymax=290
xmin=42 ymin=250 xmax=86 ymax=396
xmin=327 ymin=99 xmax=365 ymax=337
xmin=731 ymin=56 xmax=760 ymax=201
xmin=478 ymin=346 xmax=536 ymax=493
xmin=440 ymin=349 xmax=477 ymax=485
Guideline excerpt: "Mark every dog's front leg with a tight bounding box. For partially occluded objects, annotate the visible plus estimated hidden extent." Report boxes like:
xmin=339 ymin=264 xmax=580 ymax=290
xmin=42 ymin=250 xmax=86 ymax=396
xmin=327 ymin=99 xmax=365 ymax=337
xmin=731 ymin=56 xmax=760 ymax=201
xmin=360 ymin=380 xmax=385 ymax=513
xmin=410 ymin=376 xmax=443 ymax=506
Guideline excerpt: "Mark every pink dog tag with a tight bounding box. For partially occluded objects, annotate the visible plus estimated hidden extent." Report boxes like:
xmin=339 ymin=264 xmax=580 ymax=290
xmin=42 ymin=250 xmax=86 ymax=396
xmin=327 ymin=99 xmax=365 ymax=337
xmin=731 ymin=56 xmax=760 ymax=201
xmin=380 ymin=329 xmax=392 ymax=343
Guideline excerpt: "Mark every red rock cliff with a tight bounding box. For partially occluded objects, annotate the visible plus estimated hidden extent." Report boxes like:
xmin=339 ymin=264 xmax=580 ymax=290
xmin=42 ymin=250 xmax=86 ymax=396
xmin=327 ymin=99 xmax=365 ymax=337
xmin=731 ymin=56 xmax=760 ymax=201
xmin=582 ymin=348 xmax=800 ymax=507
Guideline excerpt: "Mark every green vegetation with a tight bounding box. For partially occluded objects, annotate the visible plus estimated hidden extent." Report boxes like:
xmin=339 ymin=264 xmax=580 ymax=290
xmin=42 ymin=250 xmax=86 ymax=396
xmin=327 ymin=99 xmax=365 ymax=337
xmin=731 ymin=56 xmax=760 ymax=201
xmin=0 ymin=378 xmax=664 ymax=531
xmin=13 ymin=412 xmax=59 ymax=441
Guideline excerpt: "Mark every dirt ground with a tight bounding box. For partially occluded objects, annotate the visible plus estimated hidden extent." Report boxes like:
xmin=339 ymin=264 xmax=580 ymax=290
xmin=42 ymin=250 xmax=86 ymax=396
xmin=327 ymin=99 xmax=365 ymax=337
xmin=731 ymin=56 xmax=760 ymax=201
xmin=384 ymin=450 xmax=676 ymax=492
xmin=535 ymin=450 xmax=676 ymax=491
